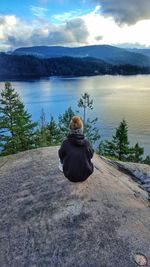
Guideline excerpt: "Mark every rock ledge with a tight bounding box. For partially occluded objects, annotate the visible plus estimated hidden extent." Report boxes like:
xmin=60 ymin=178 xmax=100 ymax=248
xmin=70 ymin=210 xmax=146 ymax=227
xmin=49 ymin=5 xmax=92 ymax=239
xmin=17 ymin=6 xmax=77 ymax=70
xmin=0 ymin=147 xmax=150 ymax=267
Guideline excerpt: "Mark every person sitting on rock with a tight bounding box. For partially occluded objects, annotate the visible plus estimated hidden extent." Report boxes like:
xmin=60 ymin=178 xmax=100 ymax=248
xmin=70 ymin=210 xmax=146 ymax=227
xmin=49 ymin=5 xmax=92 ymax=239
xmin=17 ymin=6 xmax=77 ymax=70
xmin=58 ymin=116 xmax=94 ymax=182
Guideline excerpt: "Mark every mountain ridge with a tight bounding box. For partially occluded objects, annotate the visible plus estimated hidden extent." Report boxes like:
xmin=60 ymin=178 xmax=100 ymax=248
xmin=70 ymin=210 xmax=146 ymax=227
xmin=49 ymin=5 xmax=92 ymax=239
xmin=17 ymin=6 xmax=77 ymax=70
xmin=13 ymin=44 xmax=150 ymax=67
xmin=127 ymin=48 xmax=150 ymax=58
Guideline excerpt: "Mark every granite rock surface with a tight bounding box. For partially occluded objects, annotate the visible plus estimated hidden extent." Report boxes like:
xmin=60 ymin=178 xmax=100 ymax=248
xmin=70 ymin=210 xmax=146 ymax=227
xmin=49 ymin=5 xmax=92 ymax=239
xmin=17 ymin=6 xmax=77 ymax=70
xmin=105 ymin=158 xmax=150 ymax=200
xmin=0 ymin=147 xmax=150 ymax=267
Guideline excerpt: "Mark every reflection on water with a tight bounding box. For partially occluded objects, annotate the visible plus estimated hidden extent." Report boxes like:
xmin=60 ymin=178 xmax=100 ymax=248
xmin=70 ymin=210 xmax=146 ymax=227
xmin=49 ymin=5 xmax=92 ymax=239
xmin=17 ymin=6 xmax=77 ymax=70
xmin=0 ymin=75 xmax=150 ymax=156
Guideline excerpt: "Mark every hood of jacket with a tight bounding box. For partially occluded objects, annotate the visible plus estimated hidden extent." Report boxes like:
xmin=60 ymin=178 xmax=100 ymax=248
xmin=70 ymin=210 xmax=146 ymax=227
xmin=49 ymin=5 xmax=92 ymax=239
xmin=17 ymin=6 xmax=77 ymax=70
xmin=67 ymin=133 xmax=85 ymax=146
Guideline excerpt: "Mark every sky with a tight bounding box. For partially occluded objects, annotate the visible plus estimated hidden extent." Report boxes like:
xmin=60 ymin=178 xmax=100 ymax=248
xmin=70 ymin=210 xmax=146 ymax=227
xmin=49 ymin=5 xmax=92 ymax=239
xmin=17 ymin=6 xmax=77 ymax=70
xmin=0 ymin=0 xmax=150 ymax=51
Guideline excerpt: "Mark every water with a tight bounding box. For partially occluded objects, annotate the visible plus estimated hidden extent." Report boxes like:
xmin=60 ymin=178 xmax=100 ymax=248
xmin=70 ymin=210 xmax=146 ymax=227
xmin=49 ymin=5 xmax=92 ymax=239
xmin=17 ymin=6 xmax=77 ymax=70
xmin=0 ymin=75 xmax=150 ymax=156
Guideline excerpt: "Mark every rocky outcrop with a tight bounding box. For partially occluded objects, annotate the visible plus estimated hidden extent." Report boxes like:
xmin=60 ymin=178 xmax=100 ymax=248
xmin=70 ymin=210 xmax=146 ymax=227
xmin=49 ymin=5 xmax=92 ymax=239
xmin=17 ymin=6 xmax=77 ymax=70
xmin=104 ymin=158 xmax=150 ymax=200
xmin=0 ymin=147 xmax=150 ymax=267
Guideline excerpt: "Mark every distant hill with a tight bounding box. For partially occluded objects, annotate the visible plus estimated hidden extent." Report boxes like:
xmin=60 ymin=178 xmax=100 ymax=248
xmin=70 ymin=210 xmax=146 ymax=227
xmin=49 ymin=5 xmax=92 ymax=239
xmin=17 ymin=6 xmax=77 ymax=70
xmin=127 ymin=48 xmax=150 ymax=58
xmin=0 ymin=53 xmax=112 ymax=79
xmin=0 ymin=52 xmax=150 ymax=80
xmin=13 ymin=45 xmax=150 ymax=67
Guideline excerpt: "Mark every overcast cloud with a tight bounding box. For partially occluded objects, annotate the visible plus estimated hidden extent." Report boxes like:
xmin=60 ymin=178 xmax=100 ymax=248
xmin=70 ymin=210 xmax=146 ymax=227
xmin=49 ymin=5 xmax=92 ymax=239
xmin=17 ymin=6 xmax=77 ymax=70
xmin=94 ymin=0 xmax=150 ymax=25
xmin=0 ymin=15 xmax=89 ymax=50
xmin=1 ymin=1 xmax=150 ymax=51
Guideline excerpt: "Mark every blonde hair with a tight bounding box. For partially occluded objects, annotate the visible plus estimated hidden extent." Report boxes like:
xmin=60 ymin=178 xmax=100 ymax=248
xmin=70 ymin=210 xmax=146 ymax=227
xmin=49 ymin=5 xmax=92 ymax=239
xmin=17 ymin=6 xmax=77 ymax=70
xmin=69 ymin=116 xmax=83 ymax=130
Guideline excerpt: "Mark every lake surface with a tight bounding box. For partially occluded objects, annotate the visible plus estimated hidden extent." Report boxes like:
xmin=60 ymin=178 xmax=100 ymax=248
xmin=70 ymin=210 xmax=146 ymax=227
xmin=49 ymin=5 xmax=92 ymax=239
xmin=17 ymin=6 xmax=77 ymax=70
xmin=0 ymin=75 xmax=150 ymax=156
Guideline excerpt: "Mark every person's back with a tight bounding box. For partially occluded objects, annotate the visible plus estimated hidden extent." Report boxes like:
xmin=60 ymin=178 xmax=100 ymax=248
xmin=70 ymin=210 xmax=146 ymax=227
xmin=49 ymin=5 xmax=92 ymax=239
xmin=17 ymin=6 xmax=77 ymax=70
xmin=58 ymin=116 xmax=94 ymax=182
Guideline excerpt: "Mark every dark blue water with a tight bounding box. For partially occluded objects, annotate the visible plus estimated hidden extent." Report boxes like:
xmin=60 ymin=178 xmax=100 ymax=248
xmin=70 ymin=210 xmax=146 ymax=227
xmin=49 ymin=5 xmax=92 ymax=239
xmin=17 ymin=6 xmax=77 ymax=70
xmin=0 ymin=75 xmax=150 ymax=156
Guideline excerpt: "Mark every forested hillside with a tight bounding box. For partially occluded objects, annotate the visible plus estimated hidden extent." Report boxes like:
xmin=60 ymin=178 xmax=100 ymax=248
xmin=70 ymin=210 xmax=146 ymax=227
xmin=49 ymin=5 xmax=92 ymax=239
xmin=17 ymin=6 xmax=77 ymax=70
xmin=0 ymin=53 xmax=150 ymax=80
xmin=14 ymin=45 xmax=150 ymax=67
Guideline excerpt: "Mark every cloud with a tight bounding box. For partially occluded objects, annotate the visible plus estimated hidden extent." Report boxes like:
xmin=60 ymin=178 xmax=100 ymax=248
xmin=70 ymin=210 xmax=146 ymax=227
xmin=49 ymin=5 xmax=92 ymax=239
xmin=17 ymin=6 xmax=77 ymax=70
xmin=30 ymin=18 xmax=89 ymax=45
xmin=95 ymin=35 xmax=103 ymax=41
xmin=30 ymin=6 xmax=48 ymax=17
xmin=116 ymin=43 xmax=150 ymax=49
xmin=0 ymin=17 xmax=5 ymax=24
xmin=0 ymin=15 xmax=33 ymax=49
xmin=93 ymin=0 xmax=150 ymax=25
xmin=0 ymin=15 xmax=89 ymax=50
xmin=52 ymin=9 xmax=92 ymax=23
xmin=1 ymin=5 xmax=150 ymax=51
xmin=53 ymin=11 xmax=82 ymax=22
xmin=0 ymin=15 xmax=18 ymax=43
xmin=65 ymin=18 xmax=89 ymax=43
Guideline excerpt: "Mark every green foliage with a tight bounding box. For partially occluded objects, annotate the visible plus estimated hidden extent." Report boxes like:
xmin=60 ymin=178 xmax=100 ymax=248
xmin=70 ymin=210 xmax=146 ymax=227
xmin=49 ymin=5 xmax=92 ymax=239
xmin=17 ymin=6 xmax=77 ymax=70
xmin=35 ymin=109 xmax=61 ymax=147
xmin=35 ymin=107 xmax=76 ymax=147
xmin=0 ymin=82 xmax=37 ymax=155
xmin=100 ymin=119 xmax=130 ymax=161
xmin=143 ymin=155 xmax=150 ymax=165
xmin=96 ymin=141 xmax=105 ymax=155
xmin=97 ymin=140 xmax=114 ymax=157
xmin=113 ymin=119 xmax=130 ymax=160
xmin=38 ymin=108 xmax=47 ymax=129
xmin=34 ymin=109 xmax=50 ymax=147
xmin=84 ymin=118 xmax=100 ymax=145
xmin=47 ymin=116 xmax=61 ymax=145
xmin=35 ymin=127 xmax=50 ymax=148
xmin=97 ymin=119 xmax=144 ymax=163
xmin=58 ymin=107 xmax=75 ymax=142
xmin=0 ymin=85 xmax=146 ymax=164
xmin=77 ymin=93 xmax=100 ymax=145
xmin=1 ymin=53 xmax=150 ymax=80
xmin=127 ymin=143 xmax=144 ymax=163
xmin=78 ymin=93 xmax=93 ymax=125
xmin=105 ymin=155 xmax=119 ymax=161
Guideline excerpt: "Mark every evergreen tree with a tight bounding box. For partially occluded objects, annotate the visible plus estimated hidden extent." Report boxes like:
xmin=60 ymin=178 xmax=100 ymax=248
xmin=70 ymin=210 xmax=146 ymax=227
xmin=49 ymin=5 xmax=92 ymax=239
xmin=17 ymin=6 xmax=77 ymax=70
xmin=113 ymin=119 xmax=130 ymax=160
xmin=58 ymin=107 xmax=75 ymax=141
xmin=101 ymin=119 xmax=130 ymax=161
xmin=0 ymin=82 xmax=37 ymax=155
xmin=143 ymin=155 xmax=150 ymax=165
xmin=84 ymin=118 xmax=100 ymax=145
xmin=47 ymin=115 xmax=61 ymax=145
xmin=98 ymin=140 xmax=117 ymax=158
xmin=127 ymin=143 xmax=144 ymax=163
xmin=78 ymin=93 xmax=93 ymax=126
xmin=97 ymin=141 xmax=106 ymax=156
xmin=39 ymin=108 xmax=47 ymax=129
xmin=98 ymin=120 xmax=144 ymax=163
xmin=77 ymin=93 xmax=100 ymax=145
xmin=35 ymin=110 xmax=61 ymax=147
xmin=35 ymin=108 xmax=50 ymax=147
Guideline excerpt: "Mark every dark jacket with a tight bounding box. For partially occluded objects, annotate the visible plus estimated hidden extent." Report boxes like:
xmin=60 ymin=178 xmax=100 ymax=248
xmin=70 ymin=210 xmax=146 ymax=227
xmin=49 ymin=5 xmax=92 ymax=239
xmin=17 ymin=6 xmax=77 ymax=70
xmin=58 ymin=133 xmax=94 ymax=182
